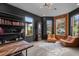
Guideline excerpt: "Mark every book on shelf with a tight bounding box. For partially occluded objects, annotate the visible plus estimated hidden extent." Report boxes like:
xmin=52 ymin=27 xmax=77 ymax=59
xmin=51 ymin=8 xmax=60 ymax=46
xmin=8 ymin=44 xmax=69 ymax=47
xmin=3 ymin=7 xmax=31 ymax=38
xmin=0 ymin=18 xmax=2 ymax=24
xmin=0 ymin=17 xmax=25 ymax=26
xmin=1 ymin=18 xmax=5 ymax=24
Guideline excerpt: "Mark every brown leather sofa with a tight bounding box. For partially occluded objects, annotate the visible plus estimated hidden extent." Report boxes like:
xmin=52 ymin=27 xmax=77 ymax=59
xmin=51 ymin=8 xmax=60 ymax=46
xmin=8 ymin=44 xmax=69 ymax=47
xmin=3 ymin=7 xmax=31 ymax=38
xmin=60 ymin=36 xmax=79 ymax=47
xmin=47 ymin=34 xmax=57 ymax=43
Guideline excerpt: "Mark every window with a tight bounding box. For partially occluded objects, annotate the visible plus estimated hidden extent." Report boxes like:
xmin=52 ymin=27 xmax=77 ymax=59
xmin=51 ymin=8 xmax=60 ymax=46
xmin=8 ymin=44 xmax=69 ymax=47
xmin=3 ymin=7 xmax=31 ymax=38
xmin=47 ymin=20 xmax=52 ymax=34
xmin=25 ymin=17 xmax=33 ymax=36
xmin=71 ymin=14 xmax=79 ymax=37
xmin=56 ymin=18 xmax=65 ymax=35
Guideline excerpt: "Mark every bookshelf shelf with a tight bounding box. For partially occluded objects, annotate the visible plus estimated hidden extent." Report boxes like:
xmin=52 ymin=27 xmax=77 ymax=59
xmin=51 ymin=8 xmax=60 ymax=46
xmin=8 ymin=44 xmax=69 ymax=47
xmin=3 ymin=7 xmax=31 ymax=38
xmin=0 ymin=17 xmax=25 ymax=26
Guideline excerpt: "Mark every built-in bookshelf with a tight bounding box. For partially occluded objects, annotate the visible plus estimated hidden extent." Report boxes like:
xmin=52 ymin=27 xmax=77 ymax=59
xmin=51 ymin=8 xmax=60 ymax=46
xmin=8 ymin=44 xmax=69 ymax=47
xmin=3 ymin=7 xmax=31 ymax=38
xmin=0 ymin=17 xmax=25 ymax=26
xmin=0 ymin=12 xmax=25 ymax=44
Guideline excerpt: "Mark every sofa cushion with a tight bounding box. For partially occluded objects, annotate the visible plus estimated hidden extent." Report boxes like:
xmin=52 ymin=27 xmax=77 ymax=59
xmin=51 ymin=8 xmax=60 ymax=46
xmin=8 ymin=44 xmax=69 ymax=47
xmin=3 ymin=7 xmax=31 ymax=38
xmin=67 ymin=36 xmax=73 ymax=41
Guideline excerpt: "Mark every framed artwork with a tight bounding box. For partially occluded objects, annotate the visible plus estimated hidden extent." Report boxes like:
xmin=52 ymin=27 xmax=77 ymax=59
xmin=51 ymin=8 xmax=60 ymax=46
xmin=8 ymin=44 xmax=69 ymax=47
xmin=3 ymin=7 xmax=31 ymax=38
xmin=56 ymin=18 xmax=66 ymax=35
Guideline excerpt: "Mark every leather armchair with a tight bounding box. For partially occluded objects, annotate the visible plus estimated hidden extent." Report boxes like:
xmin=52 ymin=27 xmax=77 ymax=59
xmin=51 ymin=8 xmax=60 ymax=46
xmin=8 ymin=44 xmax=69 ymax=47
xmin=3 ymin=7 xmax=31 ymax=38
xmin=47 ymin=34 xmax=57 ymax=43
xmin=60 ymin=36 xmax=79 ymax=47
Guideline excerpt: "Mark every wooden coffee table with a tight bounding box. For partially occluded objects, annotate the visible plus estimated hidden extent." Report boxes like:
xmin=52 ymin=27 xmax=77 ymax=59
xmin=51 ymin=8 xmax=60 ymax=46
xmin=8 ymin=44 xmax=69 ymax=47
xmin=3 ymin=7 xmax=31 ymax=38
xmin=0 ymin=40 xmax=33 ymax=56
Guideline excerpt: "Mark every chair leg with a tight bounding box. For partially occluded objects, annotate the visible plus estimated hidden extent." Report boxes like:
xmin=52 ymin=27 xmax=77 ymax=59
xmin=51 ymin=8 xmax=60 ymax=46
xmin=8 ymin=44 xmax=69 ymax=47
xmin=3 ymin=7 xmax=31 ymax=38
xmin=26 ymin=50 xmax=27 ymax=56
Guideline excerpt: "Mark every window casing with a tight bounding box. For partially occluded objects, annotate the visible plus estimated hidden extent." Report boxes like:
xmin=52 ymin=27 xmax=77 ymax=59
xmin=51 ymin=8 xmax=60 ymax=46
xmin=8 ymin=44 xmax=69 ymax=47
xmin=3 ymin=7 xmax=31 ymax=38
xmin=47 ymin=20 xmax=52 ymax=34
xmin=25 ymin=17 xmax=33 ymax=36
xmin=71 ymin=14 xmax=79 ymax=37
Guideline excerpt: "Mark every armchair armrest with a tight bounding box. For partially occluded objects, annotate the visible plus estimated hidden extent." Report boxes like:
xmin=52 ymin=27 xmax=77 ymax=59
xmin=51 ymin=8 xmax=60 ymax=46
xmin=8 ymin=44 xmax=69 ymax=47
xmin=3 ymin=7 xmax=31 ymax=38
xmin=60 ymin=39 xmax=74 ymax=43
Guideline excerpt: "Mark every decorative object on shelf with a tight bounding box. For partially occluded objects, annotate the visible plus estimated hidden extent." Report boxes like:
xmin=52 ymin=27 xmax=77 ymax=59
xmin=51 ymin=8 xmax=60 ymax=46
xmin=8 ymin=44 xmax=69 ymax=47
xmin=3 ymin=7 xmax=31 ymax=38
xmin=0 ymin=27 xmax=4 ymax=35
xmin=0 ymin=18 xmax=2 ymax=24
xmin=1 ymin=18 xmax=5 ymax=24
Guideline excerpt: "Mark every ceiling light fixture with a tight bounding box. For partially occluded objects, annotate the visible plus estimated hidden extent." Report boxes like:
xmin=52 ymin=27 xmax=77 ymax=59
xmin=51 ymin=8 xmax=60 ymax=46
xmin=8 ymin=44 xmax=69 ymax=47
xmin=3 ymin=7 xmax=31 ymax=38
xmin=40 ymin=3 xmax=52 ymax=9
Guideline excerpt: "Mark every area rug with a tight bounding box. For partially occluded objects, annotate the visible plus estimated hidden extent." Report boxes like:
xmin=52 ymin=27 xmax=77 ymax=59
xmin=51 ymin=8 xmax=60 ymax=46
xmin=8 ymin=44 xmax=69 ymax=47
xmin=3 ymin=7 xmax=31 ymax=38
xmin=38 ymin=41 xmax=79 ymax=56
xmin=39 ymin=41 xmax=62 ymax=50
xmin=27 ymin=41 xmax=79 ymax=56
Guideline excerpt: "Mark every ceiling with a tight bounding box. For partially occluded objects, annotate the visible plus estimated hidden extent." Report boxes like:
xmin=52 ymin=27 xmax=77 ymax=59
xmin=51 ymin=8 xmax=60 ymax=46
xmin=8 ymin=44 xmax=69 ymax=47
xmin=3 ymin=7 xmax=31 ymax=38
xmin=9 ymin=3 xmax=78 ymax=17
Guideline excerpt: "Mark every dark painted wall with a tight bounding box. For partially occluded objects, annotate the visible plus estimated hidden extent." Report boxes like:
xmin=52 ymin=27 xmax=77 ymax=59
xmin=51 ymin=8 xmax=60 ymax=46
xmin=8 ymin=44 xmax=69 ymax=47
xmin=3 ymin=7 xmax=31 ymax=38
xmin=0 ymin=3 xmax=41 ymax=42
xmin=69 ymin=7 xmax=79 ymax=35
